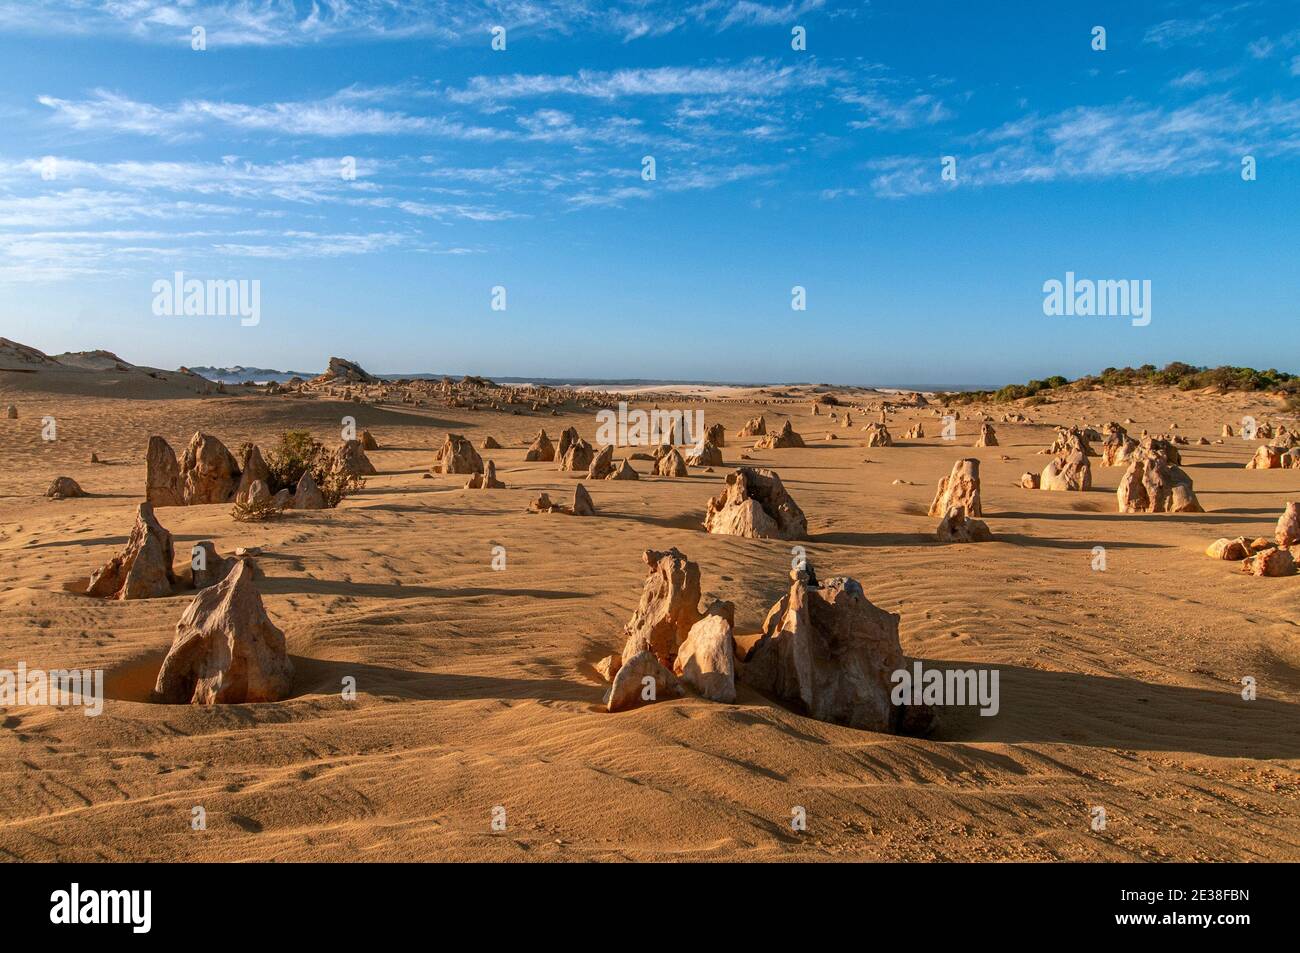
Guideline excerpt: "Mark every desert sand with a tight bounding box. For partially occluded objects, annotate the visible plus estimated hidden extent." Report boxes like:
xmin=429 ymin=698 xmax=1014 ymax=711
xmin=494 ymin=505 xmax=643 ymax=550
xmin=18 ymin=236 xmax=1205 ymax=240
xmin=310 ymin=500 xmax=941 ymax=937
xmin=1 ymin=347 xmax=1298 ymax=862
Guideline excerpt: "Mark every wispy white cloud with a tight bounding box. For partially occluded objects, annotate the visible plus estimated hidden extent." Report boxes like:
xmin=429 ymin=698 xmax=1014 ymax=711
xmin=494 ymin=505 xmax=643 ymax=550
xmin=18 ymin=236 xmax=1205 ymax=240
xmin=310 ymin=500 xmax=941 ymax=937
xmin=859 ymin=93 xmax=1300 ymax=198
xmin=38 ymin=89 xmax=513 ymax=141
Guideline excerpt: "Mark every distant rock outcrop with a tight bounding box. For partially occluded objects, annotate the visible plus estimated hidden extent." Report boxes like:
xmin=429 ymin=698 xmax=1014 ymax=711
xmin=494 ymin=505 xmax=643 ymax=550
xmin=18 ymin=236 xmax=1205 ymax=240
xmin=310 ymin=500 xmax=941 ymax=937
xmin=311 ymin=356 xmax=376 ymax=386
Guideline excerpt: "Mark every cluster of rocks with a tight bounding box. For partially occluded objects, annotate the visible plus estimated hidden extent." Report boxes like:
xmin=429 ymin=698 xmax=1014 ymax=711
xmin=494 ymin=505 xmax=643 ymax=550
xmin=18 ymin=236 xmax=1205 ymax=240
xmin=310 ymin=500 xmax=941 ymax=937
xmin=862 ymin=422 xmax=893 ymax=447
xmin=595 ymin=550 xmax=930 ymax=734
xmin=1205 ymin=503 xmax=1300 ymax=576
xmin=528 ymin=484 xmax=595 ymax=516
xmin=1116 ymin=440 xmax=1202 ymax=513
xmin=753 ymin=419 xmax=805 ymax=450
xmin=1037 ymin=427 xmax=1092 ymax=491
xmin=85 ymin=502 xmax=257 ymax=600
xmin=147 ymin=431 xmax=370 ymax=512
xmin=1247 ymin=445 xmax=1300 ymax=469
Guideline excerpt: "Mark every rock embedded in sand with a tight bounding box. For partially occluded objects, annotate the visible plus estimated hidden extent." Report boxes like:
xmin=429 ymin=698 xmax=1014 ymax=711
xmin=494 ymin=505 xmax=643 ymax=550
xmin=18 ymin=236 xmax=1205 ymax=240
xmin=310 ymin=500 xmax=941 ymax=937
xmin=743 ymin=566 xmax=916 ymax=733
xmin=1246 ymin=445 xmax=1283 ymax=470
xmin=290 ymin=470 xmax=324 ymax=509
xmin=465 ymin=459 xmax=506 ymax=489
xmin=608 ymin=458 xmax=639 ymax=480
xmin=594 ymin=654 xmax=622 ymax=682
xmin=686 ymin=440 xmax=723 ymax=467
xmin=45 ymin=476 xmax=85 ymax=499
xmin=360 ymin=430 xmax=380 ymax=451
xmin=604 ymin=650 xmax=681 ymax=712
xmin=974 ymin=423 xmax=998 ymax=447
xmin=188 ymin=540 xmax=234 ymax=589
xmin=524 ymin=429 xmax=556 ymax=462
xmin=332 ymin=439 xmax=377 ymax=478
xmin=754 ymin=420 xmax=805 ymax=450
xmin=1206 ymin=537 xmax=1250 ymax=561
xmin=180 ymin=432 xmax=240 ymax=505
xmin=928 ymin=459 xmax=982 ymax=517
xmin=620 ymin=548 xmax=704 ymax=663
xmin=1242 ymin=547 xmax=1295 ymax=577
xmin=587 ymin=443 xmax=615 ymax=480
xmin=862 ymin=422 xmax=893 ymax=447
xmin=557 ymin=428 xmax=595 ymax=472
xmin=436 ymin=434 xmax=483 ymax=475
xmin=905 ymin=423 xmax=925 ymax=439
xmin=1040 ymin=449 xmax=1092 ymax=491
xmin=234 ymin=444 xmax=271 ymax=505
xmin=704 ymin=466 xmax=808 ymax=540
xmin=936 ymin=506 xmax=992 ymax=543
xmin=146 ymin=436 xmax=182 ymax=507
xmin=4 ymin=404 xmax=14 ymax=419
xmin=1019 ymin=471 xmax=1040 ymax=489
xmin=573 ymin=483 xmax=595 ymax=516
xmin=672 ymin=608 xmax=737 ymax=703
xmin=87 ymin=502 xmax=176 ymax=600
xmin=736 ymin=416 xmax=767 ymax=438
xmin=705 ymin=422 xmax=726 ymax=447
xmin=1276 ymin=503 xmax=1300 ymax=548
xmin=655 ymin=447 xmax=689 ymax=477
xmin=1117 ymin=455 xmax=1203 ymax=513
xmin=153 ymin=560 xmax=293 ymax=704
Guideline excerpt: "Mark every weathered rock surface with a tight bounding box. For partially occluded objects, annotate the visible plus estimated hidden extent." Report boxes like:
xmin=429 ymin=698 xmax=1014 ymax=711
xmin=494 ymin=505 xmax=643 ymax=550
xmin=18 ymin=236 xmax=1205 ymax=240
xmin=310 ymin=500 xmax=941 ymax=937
xmin=87 ymin=502 xmax=176 ymax=600
xmin=862 ymin=422 xmax=893 ymax=447
xmin=180 ymin=432 xmax=240 ymax=505
xmin=435 ymin=434 xmax=483 ymax=475
xmin=754 ymin=420 xmax=805 ymax=450
xmin=573 ymin=483 xmax=595 ymax=516
xmin=1041 ymin=449 xmax=1092 ymax=492
xmin=188 ymin=540 xmax=234 ymax=589
xmin=742 ymin=567 xmax=917 ymax=733
xmin=928 ymin=459 xmax=982 ymax=517
xmin=146 ymin=436 xmax=182 ymax=507
xmin=153 ymin=560 xmax=293 ymax=704
xmin=619 ymin=548 xmax=704 ymax=664
xmin=704 ymin=467 xmax=808 ymax=540
xmin=1242 ymin=547 xmax=1295 ymax=577
xmin=1276 ymin=502 xmax=1300 ymax=548
xmin=45 ymin=476 xmax=85 ymax=499
xmin=235 ymin=444 xmax=271 ymax=505
xmin=686 ymin=440 xmax=723 ymax=467
xmin=292 ymin=470 xmax=326 ymax=510
xmin=936 ymin=506 xmax=992 ymax=543
xmin=736 ymin=416 xmax=767 ymax=438
xmin=465 ymin=459 xmax=506 ymax=489
xmin=608 ymin=459 xmax=639 ymax=480
xmin=524 ymin=429 xmax=556 ymax=462
xmin=1247 ymin=445 xmax=1283 ymax=470
xmin=587 ymin=443 xmax=615 ymax=480
xmin=1206 ymin=537 xmax=1250 ymax=560
xmin=604 ymin=650 xmax=680 ymax=712
xmin=655 ymin=447 xmax=688 ymax=476
xmin=1117 ymin=455 xmax=1203 ymax=513
xmin=673 ymin=608 xmax=737 ymax=703
xmin=974 ymin=423 xmax=998 ymax=447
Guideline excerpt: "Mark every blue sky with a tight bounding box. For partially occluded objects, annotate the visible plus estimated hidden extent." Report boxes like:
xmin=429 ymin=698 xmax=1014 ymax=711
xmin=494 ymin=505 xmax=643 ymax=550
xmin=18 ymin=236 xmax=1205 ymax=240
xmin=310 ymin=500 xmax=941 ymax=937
xmin=0 ymin=0 xmax=1297 ymax=387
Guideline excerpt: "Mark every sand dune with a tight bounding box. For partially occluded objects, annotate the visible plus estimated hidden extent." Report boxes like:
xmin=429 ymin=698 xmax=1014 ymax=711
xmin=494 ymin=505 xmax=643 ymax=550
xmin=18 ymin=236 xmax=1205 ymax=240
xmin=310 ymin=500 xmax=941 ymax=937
xmin=1 ymin=362 xmax=1298 ymax=861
